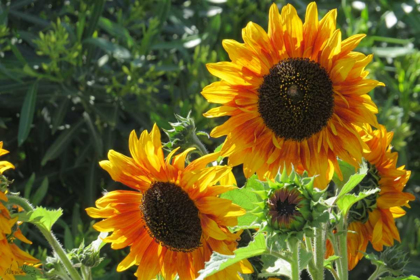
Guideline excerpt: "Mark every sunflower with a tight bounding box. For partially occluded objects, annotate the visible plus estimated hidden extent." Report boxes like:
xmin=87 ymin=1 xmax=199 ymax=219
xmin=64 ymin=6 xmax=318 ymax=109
xmin=0 ymin=143 xmax=39 ymax=279
xmin=201 ymin=2 xmax=383 ymax=189
xmin=0 ymin=142 xmax=14 ymax=175
xmin=86 ymin=124 xmax=253 ymax=280
xmin=326 ymin=125 xmax=415 ymax=270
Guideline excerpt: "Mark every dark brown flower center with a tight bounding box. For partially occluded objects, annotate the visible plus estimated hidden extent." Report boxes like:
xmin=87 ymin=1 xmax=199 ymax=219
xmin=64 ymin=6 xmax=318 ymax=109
xmin=268 ymin=188 xmax=302 ymax=220
xmin=276 ymin=198 xmax=298 ymax=216
xmin=258 ymin=58 xmax=334 ymax=141
xmin=141 ymin=181 xmax=202 ymax=252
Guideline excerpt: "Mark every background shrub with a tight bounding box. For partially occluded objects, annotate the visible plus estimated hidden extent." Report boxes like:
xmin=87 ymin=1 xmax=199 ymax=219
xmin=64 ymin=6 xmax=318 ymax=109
xmin=0 ymin=0 xmax=419 ymax=278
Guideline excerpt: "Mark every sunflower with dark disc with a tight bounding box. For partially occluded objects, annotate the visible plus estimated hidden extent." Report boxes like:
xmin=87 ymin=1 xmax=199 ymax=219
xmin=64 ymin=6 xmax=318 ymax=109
xmin=0 ymin=142 xmax=40 ymax=279
xmin=326 ymin=125 xmax=415 ymax=270
xmin=86 ymin=125 xmax=253 ymax=280
xmin=202 ymin=2 xmax=383 ymax=189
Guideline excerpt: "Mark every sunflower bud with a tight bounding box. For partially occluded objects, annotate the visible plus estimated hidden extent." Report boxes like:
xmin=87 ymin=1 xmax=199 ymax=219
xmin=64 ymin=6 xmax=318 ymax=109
xmin=380 ymin=246 xmax=409 ymax=276
xmin=267 ymin=185 xmax=310 ymax=233
xmin=79 ymin=245 xmax=103 ymax=268
xmin=163 ymin=112 xmax=208 ymax=155
xmin=252 ymin=169 xmax=328 ymax=238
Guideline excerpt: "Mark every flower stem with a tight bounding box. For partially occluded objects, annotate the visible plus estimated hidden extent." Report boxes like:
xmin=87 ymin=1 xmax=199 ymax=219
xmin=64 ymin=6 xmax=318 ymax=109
xmin=337 ymin=218 xmax=349 ymax=280
xmin=327 ymin=267 xmax=340 ymax=280
xmin=7 ymin=195 xmax=83 ymax=280
xmin=81 ymin=265 xmax=93 ymax=280
xmin=367 ymin=266 xmax=387 ymax=280
xmin=304 ymin=234 xmax=318 ymax=279
xmin=191 ymin=133 xmax=208 ymax=156
xmin=313 ymin=225 xmax=326 ymax=280
xmin=328 ymin=231 xmax=343 ymax=278
xmin=287 ymin=238 xmax=300 ymax=280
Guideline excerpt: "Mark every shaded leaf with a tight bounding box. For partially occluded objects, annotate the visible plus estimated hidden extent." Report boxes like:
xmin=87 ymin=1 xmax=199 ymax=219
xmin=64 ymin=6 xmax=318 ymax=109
xmin=18 ymin=81 xmax=38 ymax=146
xmin=31 ymin=177 xmax=48 ymax=205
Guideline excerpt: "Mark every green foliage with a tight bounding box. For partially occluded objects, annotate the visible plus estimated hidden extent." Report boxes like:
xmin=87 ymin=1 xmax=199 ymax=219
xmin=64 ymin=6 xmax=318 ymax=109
xmin=0 ymin=0 xmax=419 ymax=279
xmin=197 ymin=233 xmax=266 ymax=280
xmin=220 ymin=175 xmax=262 ymax=229
xmin=15 ymin=206 xmax=62 ymax=231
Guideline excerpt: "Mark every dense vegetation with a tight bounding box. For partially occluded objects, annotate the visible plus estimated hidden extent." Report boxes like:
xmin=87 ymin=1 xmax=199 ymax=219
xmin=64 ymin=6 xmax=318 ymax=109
xmin=0 ymin=0 xmax=419 ymax=278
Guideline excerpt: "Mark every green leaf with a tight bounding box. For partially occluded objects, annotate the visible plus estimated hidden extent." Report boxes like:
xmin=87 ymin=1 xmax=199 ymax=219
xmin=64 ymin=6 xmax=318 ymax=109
xmin=332 ymin=159 xmax=357 ymax=189
xmin=31 ymin=177 xmax=48 ymax=205
xmin=299 ymin=248 xmax=313 ymax=270
xmin=24 ymin=173 xmax=36 ymax=199
xmin=18 ymin=81 xmax=38 ymax=146
xmin=98 ymin=17 xmax=134 ymax=47
xmin=51 ymin=98 xmax=70 ymax=134
xmin=72 ymin=203 xmax=82 ymax=237
xmin=382 ymin=276 xmax=420 ymax=280
xmin=196 ymin=233 xmax=266 ymax=280
xmin=336 ymin=161 xmax=368 ymax=200
xmin=221 ymin=188 xmax=259 ymax=228
xmin=371 ymin=46 xmax=415 ymax=58
xmin=0 ymin=118 xmax=6 ymax=129
xmin=83 ymin=112 xmax=103 ymax=157
xmin=9 ymin=10 xmax=49 ymax=27
xmin=245 ymin=174 xmax=266 ymax=191
xmin=64 ymin=224 xmax=74 ymax=250
xmin=336 ymin=188 xmax=379 ymax=216
xmin=41 ymin=119 xmax=84 ymax=166
xmin=9 ymin=42 xmax=27 ymax=65
xmin=84 ymin=38 xmax=131 ymax=60
xmin=84 ymin=0 xmax=105 ymax=38
xmin=259 ymin=254 xmax=291 ymax=278
xmin=0 ymin=62 xmax=23 ymax=82
xmin=15 ymin=207 xmax=62 ymax=231
xmin=220 ymin=175 xmax=265 ymax=228
xmin=92 ymin=104 xmax=118 ymax=127
xmin=364 ymin=252 xmax=386 ymax=267
xmin=324 ymin=255 xmax=340 ymax=270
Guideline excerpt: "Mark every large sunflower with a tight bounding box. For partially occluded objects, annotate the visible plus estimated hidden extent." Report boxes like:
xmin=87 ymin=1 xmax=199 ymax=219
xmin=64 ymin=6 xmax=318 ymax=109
xmin=326 ymin=125 xmax=415 ymax=270
xmin=86 ymin=124 xmax=253 ymax=280
xmin=201 ymin=2 xmax=383 ymax=189
xmin=0 ymin=143 xmax=39 ymax=279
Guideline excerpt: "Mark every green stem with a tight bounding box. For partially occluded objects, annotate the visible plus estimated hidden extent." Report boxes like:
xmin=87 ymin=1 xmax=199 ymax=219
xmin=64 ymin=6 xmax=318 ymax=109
xmin=367 ymin=266 xmax=387 ymax=280
xmin=314 ymin=226 xmax=326 ymax=280
xmin=327 ymin=267 xmax=340 ymax=280
xmin=81 ymin=265 xmax=93 ymax=280
xmin=288 ymin=238 xmax=300 ymax=280
xmin=337 ymin=218 xmax=349 ymax=280
xmin=304 ymin=235 xmax=318 ymax=279
xmin=191 ymin=133 xmax=208 ymax=156
xmin=7 ymin=195 xmax=83 ymax=280
xmin=328 ymin=232 xmax=343 ymax=278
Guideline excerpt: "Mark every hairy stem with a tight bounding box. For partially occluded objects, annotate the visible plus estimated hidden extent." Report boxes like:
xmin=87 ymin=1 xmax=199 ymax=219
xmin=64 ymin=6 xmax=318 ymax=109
xmin=304 ymin=234 xmax=318 ymax=279
xmin=81 ymin=265 xmax=93 ymax=280
xmin=191 ymin=133 xmax=208 ymax=156
xmin=337 ymin=218 xmax=349 ymax=280
xmin=328 ymin=231 xmax=343 ymax=278
xmin=288 ymin=238 xmax=300 ymax=280
xmin=327 ymin=267 xmax=340 ymax=280
xmin=367 ymin=266 xmax=387 ymax=280
xmin=7 ymin=195 xmax=83 ymax=280
xmin=314 ymin=225 xmax=326 ymax=280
